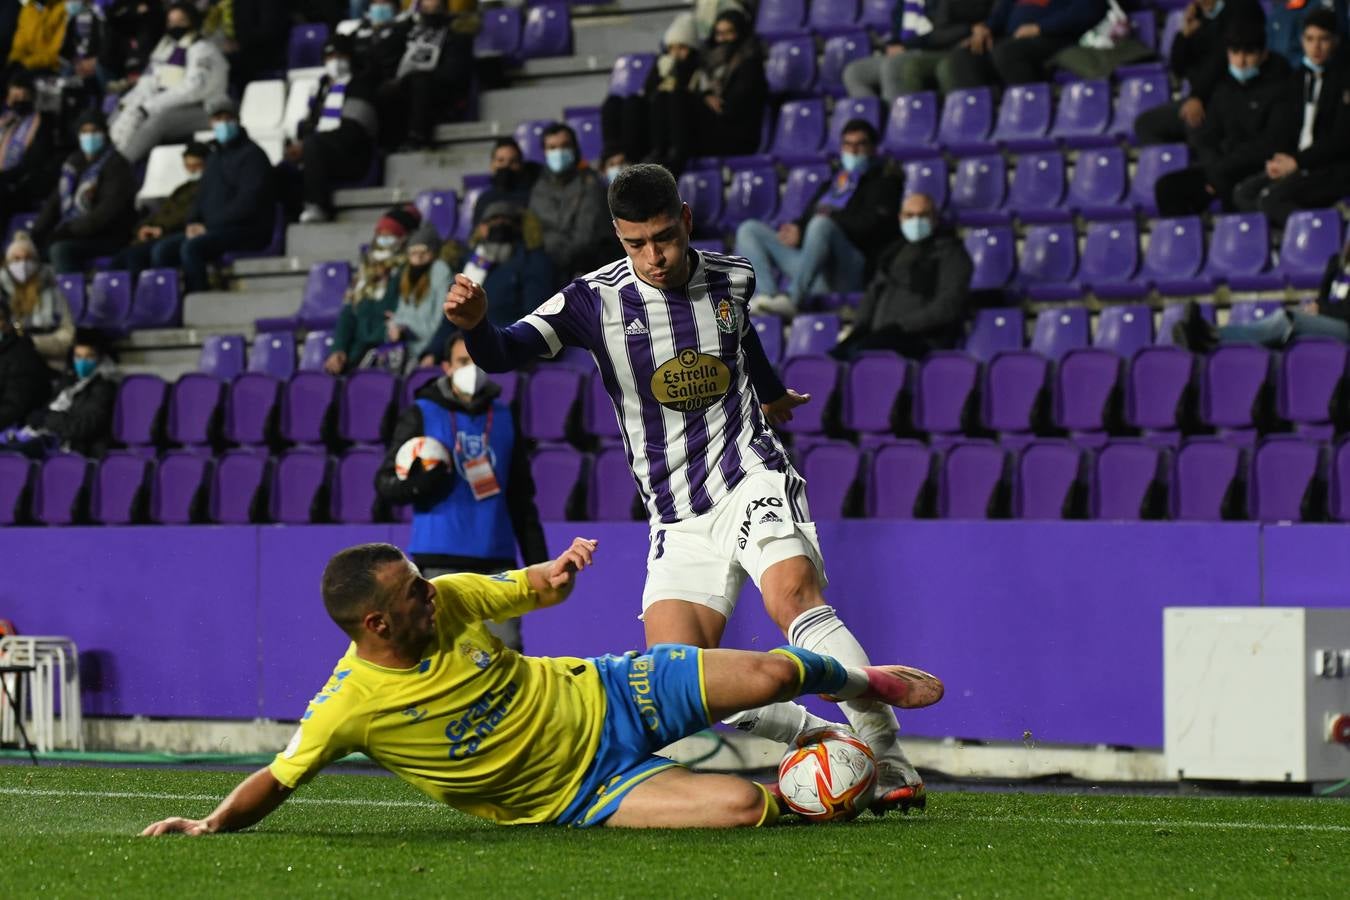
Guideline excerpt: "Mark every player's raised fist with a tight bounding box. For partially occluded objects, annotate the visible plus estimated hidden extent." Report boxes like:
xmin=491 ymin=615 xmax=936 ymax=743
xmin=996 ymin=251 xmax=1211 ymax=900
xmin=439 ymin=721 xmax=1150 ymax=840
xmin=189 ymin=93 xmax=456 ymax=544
xmin=444 ymin=273 xmax=488 ymax=329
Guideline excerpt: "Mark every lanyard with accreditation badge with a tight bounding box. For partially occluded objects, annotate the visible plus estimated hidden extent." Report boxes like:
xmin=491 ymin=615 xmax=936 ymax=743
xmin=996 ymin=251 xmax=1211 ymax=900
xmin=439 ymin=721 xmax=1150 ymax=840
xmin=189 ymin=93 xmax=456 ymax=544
xmin=447 ymin=406 xmax=501 ymax=501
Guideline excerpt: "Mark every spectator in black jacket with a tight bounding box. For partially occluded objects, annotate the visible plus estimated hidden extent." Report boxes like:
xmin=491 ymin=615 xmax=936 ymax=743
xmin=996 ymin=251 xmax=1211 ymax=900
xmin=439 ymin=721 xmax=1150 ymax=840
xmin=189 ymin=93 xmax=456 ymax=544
xmin=1154 ymin=18 xmax=1292 ymax=216
xmin=1136 ymin=0 xmax=1265 ymax=145
xmin=943 ymin=0 xmax=1106 ymax=89
xmin=58 ymin=0 xmax=105 ymax=100
xmin=831 ymin=192 xmax=974 ymax=360
xmin=100 ymin=0 xmax=164 ymax=86
xmin=600 ymin=12 xmax=701 ymax=169
xmin=844 ymin=0 xmax=996 ymax=100
xmin=668 ymin=10 xmax=766 ymax=167
xmin=470 ymin=138 xmax=540 ymax=229
xmin=0 ymin=71 xmax=58 ymax=223
xmin=1232 ymin=10 xmax=1350 ymax=225
xmin=148 ymin=96 xmax=275 ymax=291
xmin=289 ymin=34 xmax=379 ymax=224
xmin=114 ymin=140 xmax=206 ymax=281
xmin=23 ymin=330 xmax=117 ymax=457
xmin=735 ymin=118 xmax=902 ymax=317
xmin=33 ymin=108 xmax=136 ymax=274
xmin=0 ymin=299 xmax=50 ymax=433
xmin=226 ymin=0 xmax=289 ymax=93
xmin=377 ymin=0 xmax=474 ymax=150
xmin=351 ymin=0 xmax=407 ymax=84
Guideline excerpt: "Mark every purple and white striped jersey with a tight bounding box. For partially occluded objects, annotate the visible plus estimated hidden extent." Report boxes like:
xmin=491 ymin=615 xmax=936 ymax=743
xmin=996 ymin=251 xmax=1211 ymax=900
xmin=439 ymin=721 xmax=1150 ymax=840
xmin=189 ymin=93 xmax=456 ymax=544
xmin=484 ymin=250 xmax=792 ymax=524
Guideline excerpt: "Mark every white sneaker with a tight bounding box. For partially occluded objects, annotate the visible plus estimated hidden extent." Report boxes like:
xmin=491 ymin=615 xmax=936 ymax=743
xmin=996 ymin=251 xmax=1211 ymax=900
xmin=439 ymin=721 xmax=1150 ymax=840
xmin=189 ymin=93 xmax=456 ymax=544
xmin=750 ymin=293 xmax=796 ymax=318
xmin=299 ymin=204 xmax=330 ymax=224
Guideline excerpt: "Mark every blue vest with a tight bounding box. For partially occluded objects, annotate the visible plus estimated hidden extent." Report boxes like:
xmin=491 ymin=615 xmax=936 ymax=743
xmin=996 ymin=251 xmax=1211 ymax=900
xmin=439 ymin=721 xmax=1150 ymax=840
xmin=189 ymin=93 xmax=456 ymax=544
xmin=408 ymin=397 xmax=517 ymax=562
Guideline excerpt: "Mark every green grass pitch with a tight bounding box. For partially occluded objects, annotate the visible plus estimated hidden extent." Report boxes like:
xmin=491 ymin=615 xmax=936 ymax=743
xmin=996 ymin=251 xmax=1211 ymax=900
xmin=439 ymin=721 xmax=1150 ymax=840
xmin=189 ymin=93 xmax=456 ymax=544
xmin=3 ymin=764 xmax=1346 ymax=897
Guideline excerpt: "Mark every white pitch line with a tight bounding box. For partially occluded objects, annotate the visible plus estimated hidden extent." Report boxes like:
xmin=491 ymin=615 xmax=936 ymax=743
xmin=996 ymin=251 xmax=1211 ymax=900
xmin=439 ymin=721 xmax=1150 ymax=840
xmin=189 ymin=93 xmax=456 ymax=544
xmin=964 ymin=814 xmax=1350 ymax=834
xmin=0 ymin=787 xmax=435 ymax=809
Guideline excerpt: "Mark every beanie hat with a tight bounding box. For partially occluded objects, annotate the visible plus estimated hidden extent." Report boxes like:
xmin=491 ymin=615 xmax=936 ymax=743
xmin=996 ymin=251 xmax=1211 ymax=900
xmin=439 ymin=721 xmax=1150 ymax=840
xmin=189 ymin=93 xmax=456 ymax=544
xmin=376 ymin=204 xmax=421 ymax=237
xmin=663 ymin=12 xmax=698 ymax=49
xmin=407 ymin=222 xmax=441 ymax=255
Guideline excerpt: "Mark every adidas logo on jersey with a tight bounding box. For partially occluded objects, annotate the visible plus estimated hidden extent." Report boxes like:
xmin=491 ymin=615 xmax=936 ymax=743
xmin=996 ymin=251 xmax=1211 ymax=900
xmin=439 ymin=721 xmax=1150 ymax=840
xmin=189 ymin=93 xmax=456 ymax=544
xmin=624 ymin=318 xmax=649 ymax=335
xmin=758 ymin=512 xmax=783 ymax=524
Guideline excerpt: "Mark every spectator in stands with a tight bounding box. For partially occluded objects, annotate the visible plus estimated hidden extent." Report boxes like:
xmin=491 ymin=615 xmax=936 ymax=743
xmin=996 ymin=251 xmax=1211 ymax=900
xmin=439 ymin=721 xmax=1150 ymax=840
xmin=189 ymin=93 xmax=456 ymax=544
xmin=471 ymin=137 xmax=540 ymax=228
xmin=148 ymin=96 xmax=276 ymax=292
xmin=0 ymin=71 xmax=58 ymax=222
xmin=326 ymin=204 xmax=420 ymax=374
xmin=529 ymin=122 xmax=614 ymax=278
xmin=1135 ymin=0 xmax=1265 ymax=146
xmin=1266 ymin=0 xmax=1347 ymax=68
xmin=1050 ymin=0 xmax=1157 ymax=80
xmin=844 ymin=0 xmax=996 ymax=101
xmin=375 ymin=330 xmax=548 ymax=652
xmin=33 ymin=108 xmax=136 ymax=275
xmin=382 ymin=222 xmax=452 ymax=368
xmin=59 ymin=0 xmax=106 ymax=95
xmin=942 ymin=0 xmax=1106 ymax=89
xmin=8 ymin=0 xmax=66 ymax=75
xmin=600 ymin=12 xmax=701 ymax=169
xmin=734 ymin=118 xmax=902 ymax=318
xmin=1154 ymin=19 xmax=1291 ymax=216
xmin=22 ymin=329 xmax=116 ymax=457
xmin=108 ymin=1 xmax=229 ymax=163
xmin=0 ymin=230 xmax=72 ymax=368
xmin=113 ymin=140 xmax=206 ymax=281
xmin=100 ymin=0 xmax=165 ymax=88
xmin=290 ymin=34 xmax=380 ymax=224
xmin=0 ymin=298 xmax=50 ymax=432
xmin=681 ymin=9 xmax=766 ymax=164
xmin=1232 ymin=10 xmax=1350 ymax=225
xmin=351 ymin=0 xmax=409 ymax=84
xmin=830 ymin=192 xmax=973 ymax=360
xmin=378 ymin=0 xmax=475 ymax=150
xmin=225 ymin=0 xmax=289 ymax=93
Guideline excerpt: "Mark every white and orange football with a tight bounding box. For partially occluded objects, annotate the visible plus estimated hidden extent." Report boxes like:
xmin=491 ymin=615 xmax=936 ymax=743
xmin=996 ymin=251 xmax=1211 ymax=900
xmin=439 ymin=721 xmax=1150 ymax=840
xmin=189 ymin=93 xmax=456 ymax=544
xmin=394 ymin=436 xmax=453 ymax=480
xmin=776 ymin=726 xmax=878 ymax=822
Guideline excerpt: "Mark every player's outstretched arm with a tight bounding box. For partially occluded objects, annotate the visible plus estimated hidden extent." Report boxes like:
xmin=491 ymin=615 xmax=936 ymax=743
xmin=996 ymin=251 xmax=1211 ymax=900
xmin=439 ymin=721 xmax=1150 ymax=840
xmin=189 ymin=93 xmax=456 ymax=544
xmin=141 ymin=767 xmax=293 ymax=836
xmin=444 ymin=273 xmax=552 ymax=373
xmin=526 ymin=537 xmax=598 ymax=608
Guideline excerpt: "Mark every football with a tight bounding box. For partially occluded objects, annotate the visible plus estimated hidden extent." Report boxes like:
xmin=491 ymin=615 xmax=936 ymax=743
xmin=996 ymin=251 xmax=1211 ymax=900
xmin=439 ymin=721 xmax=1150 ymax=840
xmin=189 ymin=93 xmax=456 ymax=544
xmin=776 ymin=727 xmax=878 ymax=822
xmin=394 ymin=436 xmax=453 ymax=480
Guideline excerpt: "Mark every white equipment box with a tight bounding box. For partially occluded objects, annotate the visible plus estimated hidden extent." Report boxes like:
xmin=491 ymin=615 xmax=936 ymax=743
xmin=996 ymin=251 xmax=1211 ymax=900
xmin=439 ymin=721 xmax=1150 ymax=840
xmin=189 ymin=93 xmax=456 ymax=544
xmin=1165 ymin=607 xmax=1350 ymax=783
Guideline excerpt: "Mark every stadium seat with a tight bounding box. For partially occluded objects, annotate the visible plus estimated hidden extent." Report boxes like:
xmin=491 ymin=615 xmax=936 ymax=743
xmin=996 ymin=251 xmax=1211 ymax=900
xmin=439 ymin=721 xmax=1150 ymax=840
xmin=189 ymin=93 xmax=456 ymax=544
xmin=32 ymin=453 xmax=90 ymax=525
xmin=1200 ymin=345 xmax=1274 ymax=443
xmin=513 ymin=119 xmax=551 ymax=165
xmin=127 ymin=268 xmax=181 ymax=329
xmin=530 ymin=446 xmax=587 ymax=520
xmin=521 ymin=2 xmax=573 ymax=58
xmin=801 ymin=441 xmax=861 ymax=520
xmin=135 ymin=143 xmax=189 ymax=206
xmin=785 ymin=314 xmax=840 ymax=357
xmin=1329 ymin=437 xmax=1350 ymax=521
xmin=1012 ymin=440 xmax=1083 ymax=519
xmin=865 ymin=439 xmax=933 ymax=517
xmin=1128 ymin=144 xmax=1188 ymax=217
xmin=209 ymin=449 xmax=269 ymax=524
xmin=765 ymin=36 xmax=817 ymax=95
xmin=1079 ymin=220 xmax=1142 ymax=298
xmin=950 ymin=156 xmax=1007 ymax=225
xmin=1172 ymin=438 xmax=1246 ymax=520
xmin=270 ymin=448 xmax=332 ymax=524
xmin=280 ymin=371 xmax=337 ymax=446
xmin=1278 ymin=337 xmax=1348 ymax=440
xmin=810 ymin=0 xmax=861 ymax=33
xmin=581 ymin=371 xmax=621 ymax=442
xmin=166 ymin=372 xmax=223 ymax=447
xmin=1230 ymin=209 xmax=1344 ymax=292
xmin=1090 ymin=440 xmax=1169 ymax=520
xmin=455 ymin=182 xmax=487 ymax=242
xmin=56 ymin=273 xmax=85 ymax=323
xmin=842 ymin=351 xmax=909 ymax=441
xmin=249 ymin=331 xmax=296 ymax=380
xmin=1029 ymin=306 xmax=1089 ymax=360
xmin=282 ymin=78 xmax=319 ymax=140
xmin=1228 ymin=300 xmax=1286 ymax=324
xmin=112 ymin=374 xmax=166 ymax=453
xmin=521 ymin=367 xmax=582 ymax=442
xmin=938 ymin=87 xmax=995 ymax=155
xmin=224 ymin=372 xmax=280 ymax=447
xmin=90 ymin=451 xmax=153 ymax=524
xmin=400 ymin=367 xmax=440 ymax=408
xmin=963 ymin=306 xmax=1024 ymax=362
xmin=721 ymin=165 xmax=778 ymax=231
xmin=1249 ymin=435 xmax=1325 ymax=522
xmin=240 ymin=79 xmax=285 ymax=140
xmin=82 ymin=270 xmax=132 ymax=330
xmin=964 ymin=225 xmax=1015 ymax=291
xmin=859 ymin=0 xmax=897 ymax=31
xmin=1015 ymin=223 xmax=1079 ymax=301
xmin=1142 ymin=217 xmax=1206 ymax=296
xmin=607 ymin=54 xmax=656 ymax=98
xmin=1005 ymin=151 xmax=1067 ymax=224
xmin=199 ymin=335 xmax=246 ymax=380
xmin=881 ymin=92 xmax=939 ymax=159
xmin=779 ymin=354 xmax=841 ymax=436
xmin=1050 ymin=80 xmax=1112 ymax=147
xmin=938 ymin=440 xmax=1006 ymax=518
xmin=902 ymin=157 xmax=947 ymax=209
xmin=564 ymin=106 xmax=603 ymax=164
xmin=1160 ymin=8 xmax=1186 ymax=59
xmin=494 ymin=371 xmax=521 ymax=409
xmin=1201 ymin=213 xmax=1271 ymax=287
xmin=826 ymin=97 xmax=882 ymax=153
xmin=774 ymin=164 xmax=831 ymax=225
xmin=1093 ymin=304 xmax=1153 ymax=357
xmin=586 ymin=444 xmax=637 ymax=521
xmin=819 ymin=31 xmax=870 ymax=96
xmin=678 ymin=168 xmax=724 ymax=236
xmin=475 ymin=5 xmax=522 ymax=60
xmin=1157 ymin=302 xmax=1215 ymax=346
xmin=414 ymin=191 xmax=458 ymax=243
xmin=1125 ymin=345 xmax=1196 ymax=444
xmin=1053 ymin=349 xmax=1123 ymax=445
xmin=0 ymin=454 xmax=33 ymax=524
xmin=288 ymin=23 xmax=328 ymax=68
xmin=752 ymin=315 xmax=784 ymax=364
xmin=1127 ymin=9 xmax=1158 ymax=51
xmin=914 ymin=352 xmax=980 ymax=443
xmin=981 ymin=350 xmax=1049 ymax=445
xmin=332 ymin=447 xmax=384 ymax=524
xmin=1110 ymin=70 xmax=1170 ymax=139
xmin=757 ymin=0 xmax=809 ymax=36
xmin=300 ymin=331 xmax=335 ymax=371
xmin=770 ymin=98 xmax=828 ymax=163
xmin=339 ymin=370 xmax=398 ymax=445
xmin=150 ymin=450 xmax=213 ymax=524
xmin=991 ymin=82 xmax=1053 ymax=151
xmin=1066 ymin=147 xmax=1130 ymax=221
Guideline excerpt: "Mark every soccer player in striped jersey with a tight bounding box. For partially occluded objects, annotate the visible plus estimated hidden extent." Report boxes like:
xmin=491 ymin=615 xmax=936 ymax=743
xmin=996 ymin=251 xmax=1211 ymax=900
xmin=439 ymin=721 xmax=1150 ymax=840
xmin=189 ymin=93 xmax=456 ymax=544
xmin=444 ymin=164 xmax=926 ymax=813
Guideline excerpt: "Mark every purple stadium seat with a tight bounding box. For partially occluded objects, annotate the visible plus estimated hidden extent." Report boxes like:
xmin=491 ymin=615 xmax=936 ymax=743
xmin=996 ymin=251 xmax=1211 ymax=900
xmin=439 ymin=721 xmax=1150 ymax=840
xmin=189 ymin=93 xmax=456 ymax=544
xmin=964 ymin=226 xmax=1015 ymax=292
xmin=757 ymin=0 xmax=809 ymax=36
xmin=1093 ymin=304 xmax=1153 ymax=357
xmin=1200 ymin=344 xmax=1273 ymax=442
xmin=1249 ymin=435 xmax=1324 ymax=522
xmin=1231 ymin=209 xmax=1344 ymax=293
xmin=608 ymin=54 xmax=655 ymax=98
xmin=300 ymin=330 xmax=334 ymax=371
xmin=530 ymin=446 xmax=586 ymax=520
xmin=766 ymin=37 xmax=817 ymax=95
xmin=209 ymin=449 xmax=269 ymax=524
xmin=296 ymin=261 xmax=352 ymax=330
xmin=779 ymin=354 xmax=841 ymax=435
xmin=938 ymin=440 xmax=1006 ymax=518
xmin=217 ymin=205 xmax=284 ymax=265
xmin=475 ymin=5 xmax=521 ymax=60
xmin=287 ymin=23 xmax=328 ymax=69
xmin=127 ymin=268 xmax=180 ymax=328
xmin=842 ymin=351 xmax=908 ymax=439
xmin=1080 ymin=220 xmax=1142 ymax=298
xmin=401 ymin=367 xmax=441 ymax=408
xmin=1013 ymin=440 xmax=1082 ymax=519
xmin=950 ymin=156 xmax=1007 ymax=224
xmin=903 ymin=157 xmax=948 ymax=209
xmin=820 ymin=31 xmax=870 ymax=96
xmin=1110 ymin=71 xmax=1170 ymax=139
xmin=865 ymin=439 xmax=933 ymax=517
xmin=801 ymin=441 xmax=860 ymax=520
xmin=938 ymin=87 xmax=994 ymax=155
xmin=882 ymin=92 xmax=940 ymax=159
xmin=1160 ymin=8 xmax=1185 ymax=60
xmin=753 ymin=315 xmax=785 ymax=364
xmin=90 ymin=451 xmax=152 ymax=524
xmin=1066 ymin=147 xmax=1130 ymax=221
xmin=826 ymin=97 xmax=883 ymax=153
xmin=521 ymin=2 xmax=573 ymax=58
xmin=1278 ymin=337 xmax=1348 ymax=440
xmin=1157 ymin=302 xmax=1216 ymax=346
xmin=1128 ymin=144 xmax=1188 ymax=217
xmin=339 ymin=369 xmax=398 ymax=445
xmin=1125 ymin=346 xmax=1195 ymax=443
xmin=981 ymin=350 xmax=1049 ymax=443
xmin=150 ymin=450 xmax=212 ymax=524
xmin=1330 ymin=438 xmax=1350 ymax=521
xmin=1029 ymin=306 xmax=1089 ymax=360
xmin=785 ymin=314 xmax=840 ymax=357
xmin=521 ymin=366 xmax=582 ymax=442
xmin=1091 ymin=440 xmax=1168 ymax=520
xmin=1014 ymin=223 xmax=1079 ymax=301
xmin=1202 ymin=213 xmax=1270 ymax=286
xmin=678 ymin=168 xmax=724 ymax=236
xmin=494 ymin=370 xmax=521 ymax=408
xmin=270 ymin=448 xmax=331 ymax=524
xmin=963 ymin=306 xmax=1024 ymax=361
xmin=224 ymin=372 xmax=280 ymax=447
xmin=281 ymin=371 xmax=337 ymax=446
xmin=992 ymin=82 xmax=1053 ymax=151
xmin=860 ymin=0 xmax=897 ymax=31
xmin=57 ymin=273 xmax=85 ymax=323
xmin=1228 ymin=300 xmax=1286 ymax=324
xmin=721 ymin=165 xmax=779 ymax=231
xmin=33 ymin=453 xmax=90 ymax=525
xmin=1128 ymin=9 xmax=1158 ymax=51
xmin=1172 ymin=438 xmax=1245 ymax=520
xmin=166 ymin=372 xmax=223 ymax=447
xmin=332 ymin=447 xmax=383 ymax=524
xmin=587 ymin=444 xmax=638 ymax=521
xmin=513 ymin=119 xmax=551 ymax=165
xmin=112 ymin=374 xmax=166 ymax=451
xmin=0 ymin=454 xmax=33 ymax=524
xmin=199 ymin=334 xmax=246 ymax=380
xmin=82 ymin=270 xmax=132 ymax=330
xmin=1050 ymin=80 xmax=1112 ymax=147
xmin=810 ymin=0 xmax=861 ymax=32
xmin=1142 ymin=217 xmax=1205 ymax=296
xmin=582 ymin=371 xmax=621 ymax=442
xmin=770 ymin=98 xmax=827 ymax=163
xmin=415 ymin=191 xmax=458 ymax=243
xmin=1006 ymin=150 xmax=1069 ymax=225
xmin=249 ymin=331 xmax=296 ymax=380
xmin=564 ymin=106 xmax=603 ymax=164
xmin=775 ymin=164 xmax=832 ymax=225
xmin=455 ymin=183 xmax=486 ymax=241
xmin=1053 ymin=349 xmax=1122 ymax=444
xmin=914 ymin=352 xmax=980 ymax=441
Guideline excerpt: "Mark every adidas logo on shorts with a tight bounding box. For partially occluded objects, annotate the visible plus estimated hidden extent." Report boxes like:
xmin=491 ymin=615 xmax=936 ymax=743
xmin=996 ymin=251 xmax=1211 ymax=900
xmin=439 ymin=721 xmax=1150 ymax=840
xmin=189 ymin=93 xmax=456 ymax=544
xmin=758 ymin=512 xmax=782 ymax=524
xmin=624 ymin=318 xmax=649 ymax=335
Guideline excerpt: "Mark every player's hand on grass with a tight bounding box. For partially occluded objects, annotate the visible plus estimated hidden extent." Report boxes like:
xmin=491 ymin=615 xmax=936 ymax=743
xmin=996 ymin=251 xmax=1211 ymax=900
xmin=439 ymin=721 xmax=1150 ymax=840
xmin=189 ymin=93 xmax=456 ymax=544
xmin=444 ymin=273 xmax=488 ymax=329
xmin=547 ymin=537 xmax=599 ymax=588
xmin=762 ymin=389 xmax=811 ymax=426
xmin=141 ymin=817 xmax=213 ymax=836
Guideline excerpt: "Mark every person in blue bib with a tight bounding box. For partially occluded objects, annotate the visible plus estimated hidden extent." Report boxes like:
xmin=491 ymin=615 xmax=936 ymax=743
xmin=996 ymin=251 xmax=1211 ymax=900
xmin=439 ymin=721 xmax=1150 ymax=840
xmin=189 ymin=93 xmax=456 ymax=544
xmin=375 ymin=331 xmax=547 ymax=650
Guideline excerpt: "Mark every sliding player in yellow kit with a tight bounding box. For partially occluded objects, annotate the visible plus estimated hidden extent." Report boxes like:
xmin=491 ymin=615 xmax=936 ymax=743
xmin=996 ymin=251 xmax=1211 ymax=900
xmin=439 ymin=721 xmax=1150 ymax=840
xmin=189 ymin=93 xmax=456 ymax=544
xmin=142 ymin=538 xmax=942 ymax=834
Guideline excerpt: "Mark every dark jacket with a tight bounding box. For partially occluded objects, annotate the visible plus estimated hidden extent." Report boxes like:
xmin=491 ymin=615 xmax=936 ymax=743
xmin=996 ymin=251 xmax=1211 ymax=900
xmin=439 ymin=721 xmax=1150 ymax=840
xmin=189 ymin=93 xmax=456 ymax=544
xmin=425 ymin=243 xmax=555 ymax=361
xmin=987 ymin=0 xmax=1105 ymax=37
xmin=375 ymin=377 xmax=548 ymax=570
xmin=60 ymin=7 xmax=105 ymax=65
xmin=230 ymin=0 xmax=290 ymax=74
xmin=1194 ymin=54 xmax=1292 ymax=192
xmin=903 ymin=0 xmax=998 ymax=50
xmin=856 ymin=229 xmax=974 ymax=342
xmin=698 ymin=43 xmax=768 ymax=155
xmin=797 ymin=161 xmax=904 ymax=272
xmin=1168 ymin=0 xmax=1265 ymax=105
xmin=1317 ymin=248 xmax=1350 ymax=325
xmin=0 ymin=110 xmax=57 ymax=201
xmin=529 ymin=166 xmax=614 ymax=277
xmin=352 ymin=19 xmax=408 ymax=82
xmin=100 ymin=0 xmax=164 ymax=80
xmin=138 ymin=178 xmax=200 ymax=235
xmin=33 ymin=147 xmax=137 ymax=244
xmin=28 ymin=370 xmax=117 ymax=457
xmin=190 ymin=129 xmax=276 ymax=235
xmin=1272 ymin=56 xmax=1350 ymax=179
xmin=332 ymin=291 xmax=397 ymax=368
xmin=0 ymin=332 xmax=51 ymax=431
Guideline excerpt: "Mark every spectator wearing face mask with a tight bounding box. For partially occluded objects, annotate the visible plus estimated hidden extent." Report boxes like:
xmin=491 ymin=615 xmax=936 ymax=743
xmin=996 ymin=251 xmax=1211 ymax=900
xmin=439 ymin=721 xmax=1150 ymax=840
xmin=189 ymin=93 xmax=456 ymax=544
xmin=374 ymin=330 xmax=548 ymax=652
xmin=600 ymin=12 xmax=702 ymax=170
xmin=33 ymin=108 xmax=136 ymax=275
xmin=0 ymin=71 xmax=57 ymax=224
xmin=58 ymin=0 xmax=106 ymax=96
xmin=528 ymin=122 xmax=615 ymax=278
xmin=378 ymin=0 xmax=475 ymax=150
xmin=8 ymin=0 xmax=68 ymax=74
xmin=21 ymin=330 xmax=117 ymax=457
xmin=470 ymin=138 xmax=540 ymax=228
xmin=327 ymin=203 xmax=421 ymax=374
xmin=100 ymin=0 xmax=166 ymax=87
xmin=0 ymin=231 xmax=72 ymax=368
xmin=108 ymin=1 xmax=229 ymax=163
xmin=384 ymin=222 xmax=453 ymax=366
xmin=683 ymin=10 xmax=768 ymax=163
xmin=351 ymin=0 xmax=408 ymax=84
xmin=113 ymin=140 xmax=207 ymax=281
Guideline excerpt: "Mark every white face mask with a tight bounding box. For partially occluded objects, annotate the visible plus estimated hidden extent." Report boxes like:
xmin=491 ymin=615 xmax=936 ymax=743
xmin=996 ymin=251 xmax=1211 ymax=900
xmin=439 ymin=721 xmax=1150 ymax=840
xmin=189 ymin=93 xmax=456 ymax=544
xmin=7 ymin=259 xmax=37 ymax=283
xmin=325 ymin=58 xmax=351 ymax=81
xmin=451 ymin=363 xmax=487 ymax=397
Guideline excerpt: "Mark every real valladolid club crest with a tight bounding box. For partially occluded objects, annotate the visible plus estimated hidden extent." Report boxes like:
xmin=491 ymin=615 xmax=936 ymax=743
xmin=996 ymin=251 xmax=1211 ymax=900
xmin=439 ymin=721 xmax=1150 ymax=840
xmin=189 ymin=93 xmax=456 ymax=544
xmin=714 ymin=297 xmax=739 ymax=334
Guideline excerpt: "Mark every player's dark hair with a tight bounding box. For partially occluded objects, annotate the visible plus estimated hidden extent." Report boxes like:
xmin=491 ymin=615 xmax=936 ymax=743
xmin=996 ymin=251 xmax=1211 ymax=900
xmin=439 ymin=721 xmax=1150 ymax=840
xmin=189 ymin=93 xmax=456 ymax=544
xmin=841 ymin=118 xmax=879 ymax=145
xmin=608 ymin=163 xmax=682 ymax=222
xmin=322 ymin=543 xmax=408 ymax=637
xmin=542 ymin=122 xmax=578 ymax=150
xmin=1303 ymin=8 xmax=1338 ymax=36
xmin=1225 ymin=17 xmax=1266 ymax=52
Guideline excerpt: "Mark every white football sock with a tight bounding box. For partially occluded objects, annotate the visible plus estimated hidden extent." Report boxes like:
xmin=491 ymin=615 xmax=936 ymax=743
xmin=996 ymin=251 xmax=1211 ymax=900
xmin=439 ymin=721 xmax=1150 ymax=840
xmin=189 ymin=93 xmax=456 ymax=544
xmin=723 ymin=702 xmax=836 ymax=745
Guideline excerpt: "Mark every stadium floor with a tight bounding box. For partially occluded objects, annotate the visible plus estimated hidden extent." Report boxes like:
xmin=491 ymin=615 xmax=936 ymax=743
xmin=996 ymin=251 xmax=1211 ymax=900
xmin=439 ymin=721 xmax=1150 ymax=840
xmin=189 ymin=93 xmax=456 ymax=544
xmin=4 ymin=764 xmax=1346 ymax=897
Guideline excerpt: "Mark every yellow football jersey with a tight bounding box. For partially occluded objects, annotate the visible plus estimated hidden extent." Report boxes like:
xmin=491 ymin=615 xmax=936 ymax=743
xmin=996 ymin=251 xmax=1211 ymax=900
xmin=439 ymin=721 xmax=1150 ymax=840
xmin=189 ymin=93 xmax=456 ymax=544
xmin=269 ymin=569 xmax=607 ymax=825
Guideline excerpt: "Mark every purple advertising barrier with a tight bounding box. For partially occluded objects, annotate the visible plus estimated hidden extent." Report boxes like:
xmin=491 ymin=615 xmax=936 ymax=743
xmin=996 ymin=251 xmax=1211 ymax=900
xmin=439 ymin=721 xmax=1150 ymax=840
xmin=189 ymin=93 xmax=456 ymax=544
xmin=1260 ymin=524 xmax=1350 ymax=609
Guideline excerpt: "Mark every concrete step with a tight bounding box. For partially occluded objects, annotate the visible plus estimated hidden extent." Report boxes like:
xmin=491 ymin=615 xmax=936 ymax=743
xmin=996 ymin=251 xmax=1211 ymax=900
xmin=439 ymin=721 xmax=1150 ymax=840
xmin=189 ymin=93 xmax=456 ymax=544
xmin=517 ymin=54 xmax=617 ymax=79
xmin=284 ymin=221 xmax=371 ymax=260
xmin=572 ymin=0 xmax=692 ymax=18
xmin=333 ymin=185 xmax=416 ymax=209
xmin=573 ymin=9 xmax=676 ymax=58
xmin=231 ymin=271 xmax=309 ymax=295
xmin=334 ymin=206 xmax=385 ymax=227
xmin=117 ymin=346 xmax=205 ymax=381
xmin=384 ymin=146 xmax=489 ymax=193
xmin=183 ymin=289 xmax=300 ymax=328
xmin=478 ymin=72 xmax=610 ymax=124
xmin=118 ymin=324 xmax=254 ymax=350
xmin=430 ymin=120 xmax=508 ymax=144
